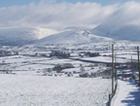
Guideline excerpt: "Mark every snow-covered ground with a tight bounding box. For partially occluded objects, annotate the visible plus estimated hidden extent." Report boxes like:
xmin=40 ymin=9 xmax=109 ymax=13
xmin=81 ymin=56 xmax=129 ymax=63
xmin=0 ymin=55 xmax=89 ymax=72
xmin=112 ymin=80 xmax=140 ymax=106
xmin=0 ymin=74 xmax=111 ymax=106
xmin=0 ymin=41 xmax=140 ymax=106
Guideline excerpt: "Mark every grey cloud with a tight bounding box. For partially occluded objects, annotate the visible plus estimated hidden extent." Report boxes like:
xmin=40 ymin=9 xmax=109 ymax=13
xmin=0 ymin=1 xmax=140 ymax=29
xmin=103 ymin=1 xmax=140 ymax=26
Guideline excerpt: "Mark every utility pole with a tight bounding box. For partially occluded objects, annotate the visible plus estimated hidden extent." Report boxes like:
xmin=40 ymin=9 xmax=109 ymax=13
xmin=112 ymin=44 xmax=114 ymax=94
xmin=137 ymin=46 xmax=140 ymax=103
xmin=131 ymin=56 xmax=134 ymax=76
xmin=137 ymin=46 xmax=140 ymax=86
xmin=115 ymin=53 xmax=117 ymax=82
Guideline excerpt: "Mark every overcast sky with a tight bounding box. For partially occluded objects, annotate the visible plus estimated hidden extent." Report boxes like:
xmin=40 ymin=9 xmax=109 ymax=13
xmin=0 ymin=0 xmax=140 ymax=29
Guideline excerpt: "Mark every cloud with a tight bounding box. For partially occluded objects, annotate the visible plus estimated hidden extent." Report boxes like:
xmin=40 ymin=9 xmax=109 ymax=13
xmin=102 ymin=1 xmax=140 ymax=27
xmin=0 ymin=1 xmax=140 ymax=29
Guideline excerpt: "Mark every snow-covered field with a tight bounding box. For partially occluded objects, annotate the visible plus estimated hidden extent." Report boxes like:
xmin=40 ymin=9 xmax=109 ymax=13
xmin=81 ymin=56 xmax=129 ymax=63
xmin=0 ymin=74 xmax=111 ymax=106
xmin=0 ymin=55 xmax=88 ymax=71
xmin=0 ymin=42 xmax=140 ymax=106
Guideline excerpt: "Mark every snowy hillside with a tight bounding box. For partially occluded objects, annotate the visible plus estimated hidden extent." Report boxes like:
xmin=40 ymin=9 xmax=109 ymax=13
xmin=37 ymin=29 xmax=113 ymax=45
xmin=2 ymin=24 xmax=140 ymax=45
xmin=0 ymin=27 xmax=59 ymax=45
xmin=91 ymin=24 xmax=140 ymax=41
xmin=0 ymin=74 xmax=111 ymax=106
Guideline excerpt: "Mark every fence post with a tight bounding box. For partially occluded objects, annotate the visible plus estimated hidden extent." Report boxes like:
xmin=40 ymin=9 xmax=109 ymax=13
xmin=108 ymin=94 xmax=111 ymax=106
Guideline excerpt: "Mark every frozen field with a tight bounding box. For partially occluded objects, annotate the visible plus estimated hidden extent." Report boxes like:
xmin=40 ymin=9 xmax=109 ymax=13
xmin=0 ymin=55 xmax=87 ymax=71
xmin=0 ymin=74 xmax=111 ymax=106
xmin=0 ymin=42 xmax=139 ymax=106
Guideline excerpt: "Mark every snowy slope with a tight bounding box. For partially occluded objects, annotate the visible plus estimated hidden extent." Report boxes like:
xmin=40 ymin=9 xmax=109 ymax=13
xmin=0 ymin=26 xmax=59 ymax=45
xmin=0 ymin=74 xmax=111 ymax=106
xmin=91 ymin=24 xmax=140 ymax=41
xmin=1 ymin=24 xmax=140 ymax=46
xmin=37 ymin=29 xmax=113 ymax=45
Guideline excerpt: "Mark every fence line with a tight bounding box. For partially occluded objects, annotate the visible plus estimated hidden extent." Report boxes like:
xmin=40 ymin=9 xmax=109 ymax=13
xmin=108 ymin=82 xmax=118 ymax=106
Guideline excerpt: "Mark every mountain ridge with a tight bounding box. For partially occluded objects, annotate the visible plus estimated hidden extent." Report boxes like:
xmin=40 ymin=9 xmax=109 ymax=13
xmin=90 ymin=24 xmax=140 ymax=41
xmin=36 ymin=29 xmax=113 ymax=45
xmin=0 ymin=25 xmax=140 ymax=46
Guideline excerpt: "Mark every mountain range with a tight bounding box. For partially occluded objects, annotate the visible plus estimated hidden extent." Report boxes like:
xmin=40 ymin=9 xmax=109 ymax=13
xmin=0 ymin=24 xmax=139 ymax=45
xmin=0 ymin=26 xmax=59 ymax=45
xmin=91 ymin=24 xmax=140 ymax=41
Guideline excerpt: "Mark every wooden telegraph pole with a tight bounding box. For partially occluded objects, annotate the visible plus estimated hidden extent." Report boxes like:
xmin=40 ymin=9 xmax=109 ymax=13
xmin=137 ymin=46 xmax=140 ymax=86
xmin=112 ymin=44 xmax=114 ymax=94
xmin=115 ymin=53 xmax=117 ymax=82
xmin=137 ymin=46 xmax=140 ymax=103
xmin=131 ymin=56 xmax=134 ymax=76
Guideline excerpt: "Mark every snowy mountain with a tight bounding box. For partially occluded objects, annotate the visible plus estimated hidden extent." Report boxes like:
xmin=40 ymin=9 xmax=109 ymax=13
xmin=90 ymin=24 xmax=140 ymax=41
xmin=0 ymin=27 xmax=59 ymax=45
xmin=36 ymin=29 xmax=113 ymax=45
xmin=2 ymin=24 xmax=140 ymax=46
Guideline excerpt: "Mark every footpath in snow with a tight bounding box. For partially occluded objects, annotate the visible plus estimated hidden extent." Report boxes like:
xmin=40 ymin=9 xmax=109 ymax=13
xmin=112 ymin=80 xmax=140 ymax=106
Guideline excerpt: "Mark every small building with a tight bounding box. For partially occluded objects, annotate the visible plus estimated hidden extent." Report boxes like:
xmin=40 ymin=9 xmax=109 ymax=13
xmin=50 ymin=51 xmax=70 ymax=58
xmin=79 ymin=52 xmax=100 ymax=57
